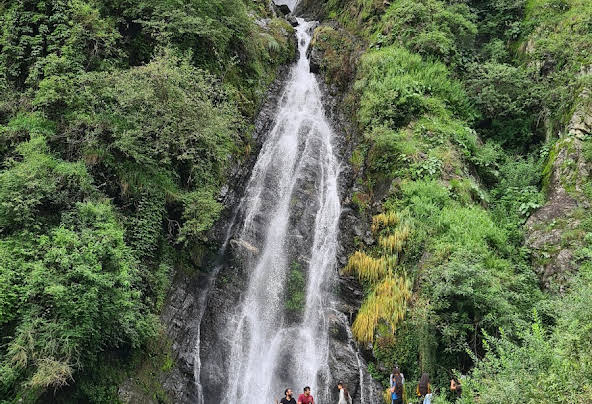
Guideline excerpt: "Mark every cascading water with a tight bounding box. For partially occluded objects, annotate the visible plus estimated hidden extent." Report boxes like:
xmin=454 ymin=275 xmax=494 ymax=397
xmin=192 ymin=14 xmax=381 ymax=403
xmin=221 ymin=19 xmax=341 ymax=402
xmin=275 ymin=0 xmax=300 ymax=11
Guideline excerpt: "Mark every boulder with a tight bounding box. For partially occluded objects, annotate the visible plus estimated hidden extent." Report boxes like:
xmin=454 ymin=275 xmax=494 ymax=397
xmin=294 ymin=0 xmax=327 ymax=20
xmin=287 ymin=14 xmax=299 ymax=27
xmin=275 ymin=3 xmax=291 ymax=15
xmin=229 ymin=238 xmax=260 ymax=255
xmin=307 ymin=41 xmax=323 ymax=74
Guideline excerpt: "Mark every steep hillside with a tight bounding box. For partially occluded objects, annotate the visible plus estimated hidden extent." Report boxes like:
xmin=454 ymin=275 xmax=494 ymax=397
xmin=1 ymin=0 xmax=591 ymax=403
xmin=0 ymin=1 xmax=295 ymax=402
xmin=305 ymin=0 xmax=592 ymax=402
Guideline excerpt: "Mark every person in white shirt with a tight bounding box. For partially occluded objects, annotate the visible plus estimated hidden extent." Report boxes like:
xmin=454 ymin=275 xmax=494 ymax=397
xmin=337 ymin=382 xmax=352 ymax=404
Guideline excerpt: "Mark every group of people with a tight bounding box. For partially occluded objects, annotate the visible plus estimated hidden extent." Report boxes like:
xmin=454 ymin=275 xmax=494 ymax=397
xmin=275 ymin=383 xmax=352 ymax=404
xmin=273 ymin=369 xmax=461 ymax=404
xmin=275 ymin=387 xmax=313 ymax=404
xmin=390 ymin=366 xmax=463 ymax=404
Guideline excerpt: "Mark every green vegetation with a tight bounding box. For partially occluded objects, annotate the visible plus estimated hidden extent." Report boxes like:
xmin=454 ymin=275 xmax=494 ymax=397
xmin=285 ymin=262 xmax=306 ymax=317
xmin=2 ymin=0 xmax=592 ymax=401
xmin=0 ymin=0 xmax=294 ymax=401
xmin=311 ymin=0 xmax=592 ymax=401
xmin=310 ymin=26 xmax=360 ymax=90
xmin=373 ymin=0 xmax=477 ymax=67
xmin=349 ymin=42 xmax=541 ymax=390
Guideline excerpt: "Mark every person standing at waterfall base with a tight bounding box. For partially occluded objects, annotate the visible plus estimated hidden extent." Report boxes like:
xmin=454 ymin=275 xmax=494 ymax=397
xmin=297 ymin=386 xmax=314 ymax=404
xmin=390 ymin=367 xmax=404 ymax=404
xmin=416 ymin=373 xmax=432 ymax=404
xmin=276 ymin=388 xmax=297 ymax=404
xmin=337 ymin=382 xmax=352 ymax=404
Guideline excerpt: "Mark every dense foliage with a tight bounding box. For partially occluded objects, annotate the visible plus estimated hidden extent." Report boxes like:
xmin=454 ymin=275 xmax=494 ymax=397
xmin=0 ymin=0 xmax=295 ymax=401
xmin=2 ymin=0 xmax=591 ymax=402
xmin=312 ymin=0 xmax=592 ymax=401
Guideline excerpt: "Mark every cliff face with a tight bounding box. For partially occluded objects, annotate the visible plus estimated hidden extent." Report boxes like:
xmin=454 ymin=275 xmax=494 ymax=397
xmin=526 ymin=89 xmax=592 ymax=290
xmin=154 ymin=9 xmax=383 ymax=403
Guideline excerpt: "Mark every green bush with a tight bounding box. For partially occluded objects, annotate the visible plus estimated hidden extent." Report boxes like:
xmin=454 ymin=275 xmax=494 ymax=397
xmin=310 ymin=25 xmax=359 ymax=89
xmin=521 ymin=0 xmax=592 ymax=130
xmin=465 ymin=62 xmax=543 ymax=151
xmin=0 ymin=201 xmax=155 ymax=400
xmin=355 ymin=46 xmax=474 ymax=130
xmin=374 ymin=0 xmax=476 ymax=66
xmin=0 ymin=0 xmax=121 ymax=89
xmin=462 ymin=275 xmax=592 ymax=403
xmin=0 ymin=135 xmax=93 ymax=234
xmin=36 ymin=53 xmax=239 ymax=244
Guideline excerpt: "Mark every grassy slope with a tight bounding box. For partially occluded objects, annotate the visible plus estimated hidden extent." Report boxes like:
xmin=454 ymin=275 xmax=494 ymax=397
xmin=309 ymin=0 xmax=592 ymax=402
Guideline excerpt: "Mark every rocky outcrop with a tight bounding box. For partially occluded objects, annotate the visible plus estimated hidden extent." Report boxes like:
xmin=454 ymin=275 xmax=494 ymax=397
xmin=294 ymin=0 xmax=328 ymax=20
xmin=525 ymin=90 xmax=592 ymax=290
xmin=287 ymin=14 xmax=299 ymax=27
xmin=306 ymin=24 xmax=364 ymax=92
xmin=270 ymin=2 xmax=299 ymax=27
xmin=567 ymin=88 xmax=592 ymax=139
xmin=275 ymin=3 xmax=292 ymax=16
xmin=307 ymin=43 xmax=322 ymax=74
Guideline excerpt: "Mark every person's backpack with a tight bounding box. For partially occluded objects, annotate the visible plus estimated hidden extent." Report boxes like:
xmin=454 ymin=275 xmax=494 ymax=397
xmin=394 ymin=374 xmax=403 ymax=397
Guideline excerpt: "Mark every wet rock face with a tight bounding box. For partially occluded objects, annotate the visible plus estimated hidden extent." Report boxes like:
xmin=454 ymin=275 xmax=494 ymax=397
xmin=294 ymin=0 xmax=328 ymax=20
xmin=525 ymin=90 xmax=592 ymax=289
xmin=156 ymin=15 xmax=384 ymax=404
xmin=287 ymin=14 xmax=299 ymax=27
xmin=160 ymin=271 xmax=202 ymax=402
xmin=311 ymin=47 xmax=384 ymax=403
xmin=276 ymin=3 xmax=292 ymax=16
xmin=307 ymin=41 xmax=323 ymax=74
xmin=156 ymin=64 xmax=294 ymax=403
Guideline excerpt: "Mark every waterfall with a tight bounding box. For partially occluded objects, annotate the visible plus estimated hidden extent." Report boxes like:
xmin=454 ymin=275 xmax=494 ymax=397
xmin=191 ymin=13 xmax=382 ymax=403
xmin=216 ymin=19 xmax=342 ymax=402
xmin=275 ymin=0 xmax=300 ymax=11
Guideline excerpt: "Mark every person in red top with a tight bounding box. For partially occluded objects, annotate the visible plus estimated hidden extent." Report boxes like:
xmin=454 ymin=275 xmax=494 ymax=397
xmin=297 ymin=386 xmax=314 ymax=404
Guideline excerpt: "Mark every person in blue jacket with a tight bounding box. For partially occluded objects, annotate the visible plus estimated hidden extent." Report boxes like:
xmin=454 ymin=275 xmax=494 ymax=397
xmin=390 ymin=366 xmax=404 ymax=404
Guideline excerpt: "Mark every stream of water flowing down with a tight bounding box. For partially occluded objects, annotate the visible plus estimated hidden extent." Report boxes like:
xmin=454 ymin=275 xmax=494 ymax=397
xmin=194 ymin=17 xmax=364 ymax=403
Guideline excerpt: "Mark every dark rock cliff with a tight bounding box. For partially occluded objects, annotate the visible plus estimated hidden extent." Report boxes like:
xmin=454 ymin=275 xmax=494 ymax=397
xmin=526 ymin=88 xmax=592 ymax=290
xmin=159 ymin=63 xmax=296 ymax=403
xmin=126 ymin=4 xmax=384 ymax=403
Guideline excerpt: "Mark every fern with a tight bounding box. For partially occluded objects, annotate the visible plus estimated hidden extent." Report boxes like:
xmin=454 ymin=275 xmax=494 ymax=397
xmin=352 ymin=275 xmax=411 ymax=343
xmin=371 ymin=211 xmax=400 ymax=233
xmin=343 ymin=250 xmax=387 ymax=283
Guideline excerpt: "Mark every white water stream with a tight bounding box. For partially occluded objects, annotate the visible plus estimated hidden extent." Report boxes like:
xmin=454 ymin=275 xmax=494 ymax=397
xmin=221 ymin=19 xmax=341 ymax=402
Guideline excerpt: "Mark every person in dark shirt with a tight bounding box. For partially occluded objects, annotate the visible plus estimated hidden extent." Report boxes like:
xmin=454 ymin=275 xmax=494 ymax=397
xmin=276 ymin=388 xmax=296 ymax=404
